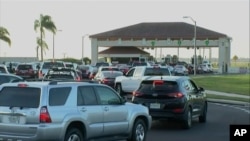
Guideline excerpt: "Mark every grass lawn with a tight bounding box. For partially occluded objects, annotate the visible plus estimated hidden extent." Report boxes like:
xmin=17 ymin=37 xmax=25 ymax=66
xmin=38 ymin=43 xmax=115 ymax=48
xmin=191 ymin=74 xmax=250 ymax=96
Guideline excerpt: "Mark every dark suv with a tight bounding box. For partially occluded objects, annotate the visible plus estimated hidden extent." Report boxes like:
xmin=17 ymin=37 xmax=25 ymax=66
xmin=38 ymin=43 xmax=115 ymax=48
xmin=132 ymin=76 xmax=207 ymax=129
xmin=0 ymin=81 xmax=152 ymax=141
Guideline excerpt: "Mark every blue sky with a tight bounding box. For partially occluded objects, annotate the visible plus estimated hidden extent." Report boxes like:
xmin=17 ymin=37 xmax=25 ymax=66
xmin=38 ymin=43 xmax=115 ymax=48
xmin=0 ymin=0 xmax=249 ymax=59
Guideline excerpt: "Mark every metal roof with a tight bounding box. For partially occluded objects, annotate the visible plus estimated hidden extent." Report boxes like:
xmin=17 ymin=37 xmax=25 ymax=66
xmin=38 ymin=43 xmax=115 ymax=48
xmin=90 ymin=22 xmax=227 ymax=40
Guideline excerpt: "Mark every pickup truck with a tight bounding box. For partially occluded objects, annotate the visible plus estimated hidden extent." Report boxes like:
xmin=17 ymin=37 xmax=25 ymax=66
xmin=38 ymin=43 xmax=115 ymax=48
xmin=114 ymin=66 xmax=171 ymax=96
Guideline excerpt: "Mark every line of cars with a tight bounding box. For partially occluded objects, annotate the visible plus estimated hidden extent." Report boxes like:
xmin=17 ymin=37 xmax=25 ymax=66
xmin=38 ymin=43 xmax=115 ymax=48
xmin=0 ymin=61 xmax=208 ymax=141
xmin=90 ymin=64 xmax=207 ymax=129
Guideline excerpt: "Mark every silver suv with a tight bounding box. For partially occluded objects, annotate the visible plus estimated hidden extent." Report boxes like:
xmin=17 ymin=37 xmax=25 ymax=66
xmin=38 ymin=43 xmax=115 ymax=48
xmin=0 ymin=81 xmax=152 ymax=141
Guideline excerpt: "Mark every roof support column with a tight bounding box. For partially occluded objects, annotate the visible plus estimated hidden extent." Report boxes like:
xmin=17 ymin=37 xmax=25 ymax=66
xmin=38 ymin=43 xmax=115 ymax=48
xmin=218 ymin=37 xmax=231 ymax=73
xmin=91 ymin=38 xmax=98 ymax=65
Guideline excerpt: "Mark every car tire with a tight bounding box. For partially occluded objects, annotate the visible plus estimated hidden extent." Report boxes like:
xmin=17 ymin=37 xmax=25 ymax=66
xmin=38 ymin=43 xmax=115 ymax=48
xmin=199 ymin=103 xmax=207 ymax=123
xmin=128 ymin=119 xmax=147 ymax=141
xmin=182 ymin=107 xmax=192 ymax=129
xmin=116 ymin=83 xmax=124 ymax=96
xmin=64 ymin=128 xmax=84 ymax=141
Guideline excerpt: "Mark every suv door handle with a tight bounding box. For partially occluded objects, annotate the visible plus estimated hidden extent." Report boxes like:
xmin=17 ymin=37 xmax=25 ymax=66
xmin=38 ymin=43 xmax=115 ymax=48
xmin=80 ymin=107 xmax=87 ymax=112
xmin=104 ymin=107 xmax=109 ymax=111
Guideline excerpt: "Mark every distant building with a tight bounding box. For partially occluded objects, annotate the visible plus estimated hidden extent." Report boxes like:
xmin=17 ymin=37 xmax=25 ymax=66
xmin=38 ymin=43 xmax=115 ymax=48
xmin=0 ymin=57 xmax=39 ymax=64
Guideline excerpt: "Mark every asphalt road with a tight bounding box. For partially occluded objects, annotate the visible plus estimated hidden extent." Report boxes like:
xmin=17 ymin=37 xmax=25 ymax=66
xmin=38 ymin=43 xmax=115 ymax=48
xmin=145 ymin=102 xmax=250 ymax=141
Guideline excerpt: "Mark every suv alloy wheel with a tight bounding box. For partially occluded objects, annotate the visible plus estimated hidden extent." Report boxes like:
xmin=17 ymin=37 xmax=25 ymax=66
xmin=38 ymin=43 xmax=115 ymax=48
xmin=182 ymin=107 xmax=192 ymax=129
xmin=128 ymin=119 xmax=147 ymax=141
xmin=65 ymin=128 xmax=84 ymax=141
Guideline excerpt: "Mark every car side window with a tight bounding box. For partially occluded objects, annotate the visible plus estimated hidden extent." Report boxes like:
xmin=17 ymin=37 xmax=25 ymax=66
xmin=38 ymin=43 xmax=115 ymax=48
xmin=126 ymin=68 xmax=135 ymax=76
xmin=182 ymin=80 xmax=192 ymax=91
xmin=134 ymin=68 xmax=143 ymax=77
xmin=189 ymin=80 xmax=198 ymax=91
xmin=77 ymin=86 xmax=98 ymax=105
xmin=95 ymin=86 xmax=120 ymax=105
xmin=49 ymin=87 xmax=71 ymax=106
xmin=0 ymin=76 xmax=9 ymax=85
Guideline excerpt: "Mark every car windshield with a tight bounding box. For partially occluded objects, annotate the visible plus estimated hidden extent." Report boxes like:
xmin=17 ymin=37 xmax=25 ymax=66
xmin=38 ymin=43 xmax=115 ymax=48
xmin=144 ymin=68 xmax=170 ymax=76
xmin=17 ymin=65 xmax=32 ymax=70
xmin=96 ymin=62 xmax=109 ymax=68
xmin=101 ymin=68 xmax=119 ymax=71
xmin=102 ymin=71 xmax=123 ymax=78
xmin=65 ymin=64 xmax=74 ymax=68
xmin=42 ymin=62 xmax=64 ymax=69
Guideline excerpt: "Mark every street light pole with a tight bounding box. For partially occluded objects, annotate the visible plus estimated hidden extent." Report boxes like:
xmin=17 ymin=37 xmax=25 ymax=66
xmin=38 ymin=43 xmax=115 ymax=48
xmin=53 ymin=30 xmax=62 ymax=62
xmin=183 ymin=16 xmax=197 ymax=75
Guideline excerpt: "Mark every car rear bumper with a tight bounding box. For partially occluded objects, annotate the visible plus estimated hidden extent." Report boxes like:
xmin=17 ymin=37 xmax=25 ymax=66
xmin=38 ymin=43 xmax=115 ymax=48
xmin=132 ymin=97 xmax=188 ymax=120
xmin=0 ymin=124 xmax=64 ymax=141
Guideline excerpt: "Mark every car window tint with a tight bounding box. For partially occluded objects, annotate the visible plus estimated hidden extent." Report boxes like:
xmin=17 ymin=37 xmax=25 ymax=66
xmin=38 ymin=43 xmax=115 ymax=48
xmin=49 ymin=87 xmax=71 ymax=106
xmin=0 ymin=67 xmax=7 ymax=73
xmin=182 ymin=80 xmax=195 ymax=91
xmin=95 ymin=86 xmax=120 ymax=105
xmin=144 ymin=68 xmax=170 ymax=76
xmin=77 ymin=86 xmax=98 ymax=105
xmin=102 ymin=72 xmax=123 ymax=78
xmin=0 ymin=76 xmax=9 ymax=84
xmin=17 ymin=65 xmax=32 ymax=70
xmin=139 ymin=81 xmax=178 ymax=93
xmin=126 ymin=68 xmax=135 ymax=76
xmin=43 ymin=62 xmax=64 ymax=69
xmin=0 ymin=87 xmax=40 ymax=108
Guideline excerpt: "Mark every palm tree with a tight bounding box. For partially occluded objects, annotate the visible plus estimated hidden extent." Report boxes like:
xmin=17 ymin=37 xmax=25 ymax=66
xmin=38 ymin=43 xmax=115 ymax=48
xmin=36 ymin=37 xmax=49 ymax=59
xmin=34 ymin=14 xmax=57 ymax=61
xmin=0 ymin=26 xmax=11 ymax=46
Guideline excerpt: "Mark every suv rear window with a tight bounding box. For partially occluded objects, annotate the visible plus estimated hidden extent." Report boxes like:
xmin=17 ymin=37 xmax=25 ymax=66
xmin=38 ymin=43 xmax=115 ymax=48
xmin=144 ymin=68 xmax=170 ymax=76
xmin=42 ymin=62 xmax=65 ymax=69
xmin=17 ymin=64 xmax=32 ymax=70
xmin=0 ymin=87 xmax=41 ymax=108
xmin=139 ymin=80 xmax=178 ymax=93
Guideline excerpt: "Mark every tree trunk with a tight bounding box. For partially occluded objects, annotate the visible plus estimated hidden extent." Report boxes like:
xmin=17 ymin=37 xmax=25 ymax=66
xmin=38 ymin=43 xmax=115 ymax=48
xmin=36 ymin=46 xmax=39 ymax=60
xmin=40 ymin=29 xmax=43 ymax=61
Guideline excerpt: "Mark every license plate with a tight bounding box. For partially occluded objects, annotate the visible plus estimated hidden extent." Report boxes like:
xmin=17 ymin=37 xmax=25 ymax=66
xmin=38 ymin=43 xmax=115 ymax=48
xmin=2 ymin=115 xmax=26 ymax=124
xmin=150 ymin=103 xmax=161 ymax=109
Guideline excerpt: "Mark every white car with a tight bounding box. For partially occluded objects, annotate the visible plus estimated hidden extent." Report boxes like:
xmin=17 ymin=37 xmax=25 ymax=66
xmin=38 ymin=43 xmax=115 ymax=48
xmin=173 ymin=65 xmax=189 ymax=76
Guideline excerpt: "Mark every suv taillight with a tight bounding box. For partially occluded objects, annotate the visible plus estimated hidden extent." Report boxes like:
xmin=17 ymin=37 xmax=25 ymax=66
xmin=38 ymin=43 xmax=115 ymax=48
xmin=168 ymin=92 xmax=184 ymax=98
xmin=40 ymin=106 xmax=52 ymax=123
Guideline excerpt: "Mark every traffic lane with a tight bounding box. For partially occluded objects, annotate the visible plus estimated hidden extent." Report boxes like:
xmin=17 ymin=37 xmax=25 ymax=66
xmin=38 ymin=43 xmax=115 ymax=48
xmin=146 ymin=102 xmax=250 ymax=141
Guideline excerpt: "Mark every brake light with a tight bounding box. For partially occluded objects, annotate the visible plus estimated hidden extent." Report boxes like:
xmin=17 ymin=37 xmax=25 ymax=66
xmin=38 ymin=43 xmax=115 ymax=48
xmin=173 ymin=108 xmax=183 ymax=113
xmin=168 ymin=92 xmax=184 ymax=98
xmin=132 ymin=91 xmax=143 ymax=96
xmin=40 ymin=106 xmax=52 ymax=123
xmin=153 ymin=80 xmax=164 ymax=86
xmin=76 ymin=76 xmax=81 ymax=81
xmin=18 ymin=84 xmax=28 ymax=87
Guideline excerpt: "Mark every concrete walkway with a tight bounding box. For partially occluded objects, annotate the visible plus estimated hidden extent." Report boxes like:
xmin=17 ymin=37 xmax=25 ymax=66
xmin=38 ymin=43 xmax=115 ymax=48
xmin=206 ymin=90 xmax=250 ymax=99
xmin=206 ymin=90 xmax=250 ymax=106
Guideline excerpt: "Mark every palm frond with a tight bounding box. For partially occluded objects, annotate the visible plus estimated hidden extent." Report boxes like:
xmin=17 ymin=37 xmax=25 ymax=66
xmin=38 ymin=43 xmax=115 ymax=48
xmin=0 ymin=26 xmax=11 ymax=46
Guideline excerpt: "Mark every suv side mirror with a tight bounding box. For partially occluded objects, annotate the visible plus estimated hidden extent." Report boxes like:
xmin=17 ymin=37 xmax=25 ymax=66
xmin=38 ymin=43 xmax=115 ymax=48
xmin=199 ymin=87 xmax=205 ymax=92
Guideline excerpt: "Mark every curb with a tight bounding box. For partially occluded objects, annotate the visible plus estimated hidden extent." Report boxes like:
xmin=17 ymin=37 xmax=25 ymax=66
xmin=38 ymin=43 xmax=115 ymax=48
xmin=207 ymin=98 xmax=250 ymax=107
